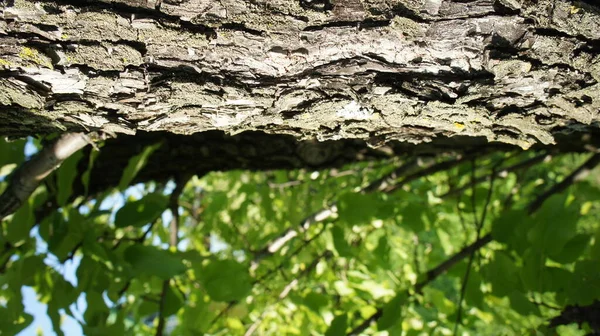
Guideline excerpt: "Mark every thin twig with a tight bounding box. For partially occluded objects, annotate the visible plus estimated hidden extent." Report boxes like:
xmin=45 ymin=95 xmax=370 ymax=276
xmin=528 ymin=153 xmax=600 ymax=213
xmin=156 ymin=176 xmax=190 ymax=336
xmin=453 ymin=160 xmax=497 ymax=335
xmin=441 ymin=152 xmax=549 ymax=198
xmin=245 ymin=251 xmax=333 ymax=336
xmin=348 ymin=153 xmax=600 ymax=335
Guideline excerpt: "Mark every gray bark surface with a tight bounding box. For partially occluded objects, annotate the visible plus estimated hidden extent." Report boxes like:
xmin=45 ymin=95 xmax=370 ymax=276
xmin=0 ymin=0 xmax=599 ymax=186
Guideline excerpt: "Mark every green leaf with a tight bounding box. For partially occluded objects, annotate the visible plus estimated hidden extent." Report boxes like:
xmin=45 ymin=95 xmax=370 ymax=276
xmin=6 ymin=199 xmax=34 ymax=244
xmin=331 ymin=226 xmax=353 ymax=257
xmin=164 ymin=284 xmax=184 ymax=316
xmin=373 ymin=235 xmax=391 ymax=269
xmin=0 ymin=137 xmax=25 ymax=168
xmin=114 ymin=193 xmax=168 ymax=228
xmin=0 ymin=307 xmax=33 ymax=336
xmin=337 ymin=192 xmax=378 ymax=226
xmin=199 ymin=259 xmax=252 ymax=302
xmin=81 ymin=146 xmax=101 ymax=197
xmin=484 ymin=251 xmax=519 ymax=297
xmin=325 ymin=314 xmax=347 ymax=336
xmin=377 ymin=291 xmax=406 ymax=331
xmin=542 ymin=266 xmax=572 ymax=293
xmin=400 ymin=203 xmax=425 ymax=232
xmin=124 ymin=245 xmax=187 ymax=280
xmin=48 ymin=208 xmax=86 ymax=260
xmin=302 ymin=292 xmax=329 ymax=313
xmin=508 ymin=291 xmax=539 ymax=316
xmin=18 ymin=255 xmax=46 ymax=287
xmin=118 ymin=141 xmax=162 ymax=191
xmin=84 ymin=291 xmax=109 ymax=326
xmin=464 ymin=271 xmax=484 ymax=308
xmin=550 ymin=234 xmax=591 ymax=264
xmin=492 ymin=209 xmax=527 ymax=245
xmin=566 ymin=260 xmax=600 ymax=305
xmin=528 ymin=194 xmax=579 ymax=255
xmin=520 ymin=249 xmax=544 ymax=292
xmin=425 ymin=287 xmax=455 ymax=315
xmin=56 ymin=150 xmax=84 ymax=206
xmin=137 ymin=300 xmax=159 ymax=317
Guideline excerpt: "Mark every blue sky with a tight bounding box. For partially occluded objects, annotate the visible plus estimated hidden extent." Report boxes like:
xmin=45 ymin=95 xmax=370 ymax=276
xmin=11 ymin=141 xmax=226 ymax=335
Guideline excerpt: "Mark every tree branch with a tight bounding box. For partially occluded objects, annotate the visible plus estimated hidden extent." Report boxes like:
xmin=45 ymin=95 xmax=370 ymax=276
xmin=0 ymin=132 xmax=94 ymax=220
xmin=155 ymin=175 xmax=190 ymax=336
xmin=348 ymin=153 xmax=600 ymax=335
xmin=252 ymin=153 xmax=474 ymax=263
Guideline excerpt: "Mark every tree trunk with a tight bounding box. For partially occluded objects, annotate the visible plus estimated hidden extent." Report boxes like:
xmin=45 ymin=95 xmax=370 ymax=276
xmin=1 ymin=0 xmax=599 ymax=187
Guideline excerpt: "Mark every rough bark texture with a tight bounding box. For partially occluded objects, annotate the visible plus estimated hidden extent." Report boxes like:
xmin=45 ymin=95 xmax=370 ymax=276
xmin=0 ymin=0 xmax=599 ymax=184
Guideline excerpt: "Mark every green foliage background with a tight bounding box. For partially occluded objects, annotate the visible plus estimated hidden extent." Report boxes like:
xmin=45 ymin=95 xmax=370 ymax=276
xmin=1 ymin=137 xmax=599 ymax=336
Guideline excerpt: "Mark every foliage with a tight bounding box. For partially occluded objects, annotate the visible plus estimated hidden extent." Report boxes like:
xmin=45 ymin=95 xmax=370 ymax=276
xmin=1 ymin=136 xmax=600 ymax=336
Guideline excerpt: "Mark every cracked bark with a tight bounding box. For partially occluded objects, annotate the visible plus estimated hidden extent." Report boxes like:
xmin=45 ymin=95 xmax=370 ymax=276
xmin=0 ymin=0 xmax=599 ymax=191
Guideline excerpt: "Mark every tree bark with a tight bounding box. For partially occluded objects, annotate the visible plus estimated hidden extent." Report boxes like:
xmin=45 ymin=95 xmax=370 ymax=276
xmin=0 ymin=0 xmax=599 ymax=186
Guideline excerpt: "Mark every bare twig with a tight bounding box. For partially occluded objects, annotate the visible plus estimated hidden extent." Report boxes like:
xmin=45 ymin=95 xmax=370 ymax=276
xmin=0 ymin=133 xmax=94 ymax=220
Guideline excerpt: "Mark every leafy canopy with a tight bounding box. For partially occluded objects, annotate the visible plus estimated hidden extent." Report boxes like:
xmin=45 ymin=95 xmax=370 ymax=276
xmin=1 ymin=137 xmax=599 ymax=336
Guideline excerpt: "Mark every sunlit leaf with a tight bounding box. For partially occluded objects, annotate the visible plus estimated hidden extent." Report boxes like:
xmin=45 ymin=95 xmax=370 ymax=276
xmin=199 ymin=259 xmax=252 ymax=302
xmin=425 ymin=287 xmax=456 ymax=315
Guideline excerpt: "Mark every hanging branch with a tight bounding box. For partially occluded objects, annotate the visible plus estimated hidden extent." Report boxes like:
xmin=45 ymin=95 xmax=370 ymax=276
xmin=155 ymin=175 xmax=190 ymax=336
xmin=347 ymin=152 xmax=600 ymax=335
xmin=0 ymin=132 xmax=95 ymax=220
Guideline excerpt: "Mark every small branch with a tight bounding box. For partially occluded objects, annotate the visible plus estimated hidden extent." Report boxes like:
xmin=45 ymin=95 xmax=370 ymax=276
xmin=454 ymin=160 xmax=497 ymax=335
xmin=155 ymin=176 xmax=190 ymax=336
xmin=381 ymin=153 xmax=477 ymax=194
xmin=440 ymin=152 xmax=549 ymax=198
xmin=0 ymin=132 xmax=94 ymax=220
xmin=528 ymin=153 xmax=600 ymax=214
xmin=348 ymin=152 xmax=600 ymax=335
xmin=252 ymin=154 xmax=471 ymax=263
xmin=254 ymin=224 xmax=329 ymax=284
xmin=245 ymin=250 xmax=333 ymax=336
